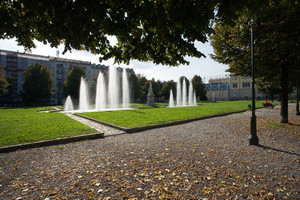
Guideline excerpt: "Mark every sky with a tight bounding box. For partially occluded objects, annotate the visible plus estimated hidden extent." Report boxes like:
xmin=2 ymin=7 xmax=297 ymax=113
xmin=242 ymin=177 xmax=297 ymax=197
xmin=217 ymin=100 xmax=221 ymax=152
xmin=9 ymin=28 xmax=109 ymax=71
xmin=0 ymin=38 xmax=229 ymax=83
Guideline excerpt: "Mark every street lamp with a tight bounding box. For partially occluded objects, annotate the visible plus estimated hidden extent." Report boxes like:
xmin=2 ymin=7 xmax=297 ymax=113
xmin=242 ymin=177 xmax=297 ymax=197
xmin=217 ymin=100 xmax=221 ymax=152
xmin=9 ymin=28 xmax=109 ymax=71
xmin=249 ymin=18 xmax=259 ymax=145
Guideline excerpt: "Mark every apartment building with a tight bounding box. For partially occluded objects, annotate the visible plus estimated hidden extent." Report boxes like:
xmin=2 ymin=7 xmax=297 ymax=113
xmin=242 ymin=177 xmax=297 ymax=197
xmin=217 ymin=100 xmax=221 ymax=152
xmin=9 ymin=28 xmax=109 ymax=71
xmin=0 ymin=49 xmax=134 ymax=105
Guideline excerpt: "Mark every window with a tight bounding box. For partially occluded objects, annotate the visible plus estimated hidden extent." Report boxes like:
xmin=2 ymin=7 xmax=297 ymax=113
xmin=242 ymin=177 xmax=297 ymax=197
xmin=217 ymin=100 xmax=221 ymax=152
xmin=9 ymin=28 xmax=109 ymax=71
xmin=232 ymin=83 xmax=237 ymax=88
xmin=242 ymin=82 xmax=250 ymax=87
xmin=57 ymin=64 xmax=63 ymax=68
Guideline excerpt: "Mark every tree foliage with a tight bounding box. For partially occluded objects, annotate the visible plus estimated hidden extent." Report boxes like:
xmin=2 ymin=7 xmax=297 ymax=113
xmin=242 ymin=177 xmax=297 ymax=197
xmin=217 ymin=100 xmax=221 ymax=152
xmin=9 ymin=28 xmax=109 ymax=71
xmin=150 ymin=78 xmax=163 ymax=100
xmin=0 ymin=0 xmax=220 ymax=66
xmin=22 ymin=63 xmax=54 ymax=103
xmin=256 ymin=77 xmax=281 ymax=101
xmin=63 ymin=65 xmax=86 ymax=99
xmin=128 ymin=72 xmax=139 ymax=101
xmin=211 ymin=2 xmax=299 ymax=79
xmin=210 ymin=1 xmax=300 ymax=122
xmin=2 ymin=0 xmax=284 ymax=68
xmin=137 ymin=74 xmax=149 ymax=102
xmin=192 ymin=75 xmax=207 ymax=101
xmin=160 ymin=80 xmax=177 ymax=101
xmin=0 ymin=66 xmax=10 ymax=97
xmin=179 ymin=76 xmax=189 ymax=86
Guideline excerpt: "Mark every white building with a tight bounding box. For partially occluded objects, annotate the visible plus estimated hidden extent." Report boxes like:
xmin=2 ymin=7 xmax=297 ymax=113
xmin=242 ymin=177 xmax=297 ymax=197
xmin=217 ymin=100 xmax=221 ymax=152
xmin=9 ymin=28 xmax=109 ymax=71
xmin=205 ymin=75 xmax=264 ymax=101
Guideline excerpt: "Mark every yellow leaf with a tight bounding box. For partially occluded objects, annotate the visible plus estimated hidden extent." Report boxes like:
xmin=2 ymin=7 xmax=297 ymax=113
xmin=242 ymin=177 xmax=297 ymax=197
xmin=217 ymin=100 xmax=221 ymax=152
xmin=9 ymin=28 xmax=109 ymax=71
xmin=276 ymin=188 xmax=284 ymax=193
xmin=220 ymin=181 xmax=226 ymax=186
xmin=202 ymin=187 xmax=214 ymax=194
xmin=267 ymin=192 xmax=274 ymax=198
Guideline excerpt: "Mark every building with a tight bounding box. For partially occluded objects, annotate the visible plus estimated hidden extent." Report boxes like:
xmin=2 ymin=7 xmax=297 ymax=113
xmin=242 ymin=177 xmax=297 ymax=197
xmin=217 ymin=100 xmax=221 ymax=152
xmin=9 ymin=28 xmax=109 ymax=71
xmin=229 ymin=75 xmax=263 ymax=100
xmin=205 ymin=75 xmax=264 ymax=101
xmin=205 ymin=77 xmax=230 ymax=101
xmin=0 ymin=49 xmax=134 ymax=105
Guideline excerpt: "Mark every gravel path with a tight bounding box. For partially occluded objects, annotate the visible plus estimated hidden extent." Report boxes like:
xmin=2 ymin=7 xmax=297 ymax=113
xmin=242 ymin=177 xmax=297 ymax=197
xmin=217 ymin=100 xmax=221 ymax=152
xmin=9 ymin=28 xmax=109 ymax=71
xmin=64 ymin=113 xmax=124 ymax=137
xmin=0 ymin=104 xmax=299 ymax=199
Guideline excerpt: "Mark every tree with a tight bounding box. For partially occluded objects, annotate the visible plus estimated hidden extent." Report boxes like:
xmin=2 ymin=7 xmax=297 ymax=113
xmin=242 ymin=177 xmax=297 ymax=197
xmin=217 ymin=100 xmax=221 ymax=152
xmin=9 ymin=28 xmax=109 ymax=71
xmin=2 ymin=0 xmax=279 ymax=67
xmin=22 ymin=63 xmax=54 ymax=104
xmin=150 ymin=78 xmax=163 ymax=101
xmin=192 ymin=75 xmax=207 ymax=101
xmin=128 ymin=72 xmax=139 ymax=102
xmin=160 ymin=80 xmax=176 ymax=101
xmin=257 ymin=76 xmax=295 ymax=101
xmin=210 ymin=1 xmax=300 ymax=123
xmin=0 ymin=66 xmax=10 ymax=97
xmin=256 ymin=77 xmax=281 ymax=101
xmin=137 ymin=74 xmax=149 ymax=102
xmin=63 ymin=65 xmax=86 ymax=100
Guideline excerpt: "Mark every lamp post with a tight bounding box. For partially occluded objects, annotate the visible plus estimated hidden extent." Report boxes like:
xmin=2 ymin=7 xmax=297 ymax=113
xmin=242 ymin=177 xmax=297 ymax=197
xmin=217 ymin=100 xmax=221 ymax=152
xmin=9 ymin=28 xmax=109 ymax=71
xmin=296 ymin=80 xmax=299 ymax=115
xmin=249 ymin=19 xmax=259 ymax=145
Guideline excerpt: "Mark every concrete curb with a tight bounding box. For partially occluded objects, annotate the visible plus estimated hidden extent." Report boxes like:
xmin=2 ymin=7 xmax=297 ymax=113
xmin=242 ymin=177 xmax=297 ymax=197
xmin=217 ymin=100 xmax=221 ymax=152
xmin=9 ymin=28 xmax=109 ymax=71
xmin=0 ymin=132 xmax=104 ymax=153
xmin=76 ymin=109 xmax=249 ymax=134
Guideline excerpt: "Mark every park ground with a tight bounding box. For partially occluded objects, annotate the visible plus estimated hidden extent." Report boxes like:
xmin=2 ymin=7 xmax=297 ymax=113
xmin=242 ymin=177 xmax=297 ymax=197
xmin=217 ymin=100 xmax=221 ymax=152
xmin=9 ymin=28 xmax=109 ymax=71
xmin=0 ymin=103 xmax=299 ymax=199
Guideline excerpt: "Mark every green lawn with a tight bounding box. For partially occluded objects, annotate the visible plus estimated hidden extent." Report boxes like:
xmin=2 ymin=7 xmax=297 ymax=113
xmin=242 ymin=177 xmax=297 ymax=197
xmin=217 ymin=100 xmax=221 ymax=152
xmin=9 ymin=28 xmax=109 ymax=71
xmin=0 ymin=101 xmax=277 ymax=147
xmin=0 ymin=107 xmax=95 ymax=147
xmin=80 ymin=101 xmax=268 ymax=128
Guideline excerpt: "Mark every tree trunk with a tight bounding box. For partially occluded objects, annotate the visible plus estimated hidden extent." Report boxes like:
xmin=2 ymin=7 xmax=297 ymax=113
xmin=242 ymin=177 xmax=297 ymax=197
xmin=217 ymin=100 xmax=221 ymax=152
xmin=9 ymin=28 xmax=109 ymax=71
xmin=271 ymin=94 xmax=274 ymax=102
xmin=280 ymin=61 xmax=289 ymax=123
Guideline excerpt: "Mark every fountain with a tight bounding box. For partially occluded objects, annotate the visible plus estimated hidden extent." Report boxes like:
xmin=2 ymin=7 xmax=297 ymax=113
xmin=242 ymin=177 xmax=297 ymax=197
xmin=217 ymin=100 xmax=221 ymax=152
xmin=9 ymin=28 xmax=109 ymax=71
xmin=108 ymin=65 xmax=119 ymax=109
xmin=65 ymin=65 xmax=130 ymax=112
xmin=172 ymin=77 xmax=197 ymax=107
xmin=182 ymin=78 xmax=187 ymax=106
xmin=212 ymin=92 xmax=216 ymax=103
xmin=95 ymin=66 xmax=130 ymax=110
xmin=169 ymin=89 xmax=175 ymax=107
xmin=188 ymin=80 xmax=193 ymax=105
xmin=64 ymin=95 xmax=74 ymax=111
xmin=95 ymin=72 xmax=106 ymax=110
xmin=176 ymin=77 xmax=182 ymax=106
xmin=79 ymin=77 xmax=90 ymax=112
xmin=122 ymin=68 xmax=130 ymax=108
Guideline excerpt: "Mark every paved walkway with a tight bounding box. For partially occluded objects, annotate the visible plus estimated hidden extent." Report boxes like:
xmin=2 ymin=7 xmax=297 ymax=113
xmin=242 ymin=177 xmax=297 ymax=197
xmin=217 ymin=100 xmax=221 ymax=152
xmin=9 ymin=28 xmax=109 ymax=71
xmin=64 ymin=113 xmax=124 ymax=137
xmin=0 ymin=104 xmax=299 ymax=199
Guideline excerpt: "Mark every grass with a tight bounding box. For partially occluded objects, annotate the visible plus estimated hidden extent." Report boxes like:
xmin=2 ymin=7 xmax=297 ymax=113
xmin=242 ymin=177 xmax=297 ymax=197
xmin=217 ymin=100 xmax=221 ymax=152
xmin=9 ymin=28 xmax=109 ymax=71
xmin=0 ymin=100 xmax=278 ymax=147
xmin=0 ymin=107 xmax=95 ymax=147
xmin=55 ymin=105 xmax=64 ymax=110
xmin=268 ymin=122 xmax=285 ymax=128
xmin=80 ymin=101 xmax=267 ymax=128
